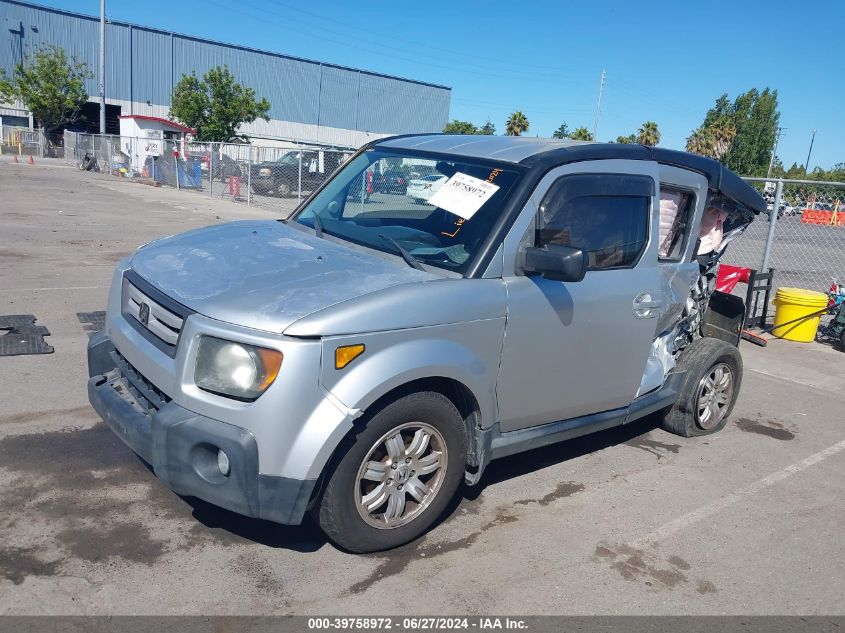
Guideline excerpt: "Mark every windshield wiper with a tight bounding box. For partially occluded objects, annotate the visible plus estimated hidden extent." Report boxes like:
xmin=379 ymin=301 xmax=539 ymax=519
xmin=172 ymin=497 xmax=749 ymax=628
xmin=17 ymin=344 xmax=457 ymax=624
xmin=378 ymin=234 xmax=425 ymax=271
xmin=312 ymin=211 xmax=324 ymax=239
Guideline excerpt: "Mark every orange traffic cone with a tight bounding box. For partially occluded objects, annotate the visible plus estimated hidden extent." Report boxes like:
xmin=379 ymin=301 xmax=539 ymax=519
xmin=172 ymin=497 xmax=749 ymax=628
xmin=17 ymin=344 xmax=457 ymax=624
xmin=27 ymin=155 xmax=34 ymax=165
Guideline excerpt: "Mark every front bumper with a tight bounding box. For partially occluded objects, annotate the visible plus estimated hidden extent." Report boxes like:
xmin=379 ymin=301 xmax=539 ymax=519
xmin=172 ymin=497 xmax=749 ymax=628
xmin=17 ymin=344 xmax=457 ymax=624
xmin=87 ymin=331 xmax=316 ymax=525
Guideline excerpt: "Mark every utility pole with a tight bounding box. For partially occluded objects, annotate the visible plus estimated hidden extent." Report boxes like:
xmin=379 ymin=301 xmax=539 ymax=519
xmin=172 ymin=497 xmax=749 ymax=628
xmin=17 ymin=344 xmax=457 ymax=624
xmin=99 ymin=0 xmax=106 ymax=135
xmin=592 ymin=69 xmax=606 ymax=141
xmin=803 ymin=129 xmax=816 ymax=178
xmin=766 ymin=126 xmax=785 ymax=179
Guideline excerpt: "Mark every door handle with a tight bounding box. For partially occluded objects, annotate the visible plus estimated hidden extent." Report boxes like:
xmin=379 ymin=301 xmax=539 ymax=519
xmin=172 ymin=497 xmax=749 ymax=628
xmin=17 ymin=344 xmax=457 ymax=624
xmin=633 ymin=292 xmax=662 ymax=319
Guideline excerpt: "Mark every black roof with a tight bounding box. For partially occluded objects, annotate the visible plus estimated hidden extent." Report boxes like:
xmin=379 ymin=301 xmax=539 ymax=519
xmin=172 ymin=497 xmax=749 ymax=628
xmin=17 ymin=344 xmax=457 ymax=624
xmin=520 ymin=144 xmax=766 ymax=215
xmin=374 ymin=135 xmax=766 ymax=215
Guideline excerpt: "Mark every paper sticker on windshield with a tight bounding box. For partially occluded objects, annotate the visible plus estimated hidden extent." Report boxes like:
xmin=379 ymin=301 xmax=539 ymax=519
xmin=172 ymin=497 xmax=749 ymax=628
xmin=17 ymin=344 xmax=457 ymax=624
xmin=427 ymin=172 xmax=500 ymax=220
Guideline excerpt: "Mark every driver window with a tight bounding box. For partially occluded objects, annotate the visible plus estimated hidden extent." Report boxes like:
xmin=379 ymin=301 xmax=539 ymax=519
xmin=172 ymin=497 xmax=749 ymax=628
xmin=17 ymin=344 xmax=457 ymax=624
xmin=535 ymin=173 xmax=652 ymax=270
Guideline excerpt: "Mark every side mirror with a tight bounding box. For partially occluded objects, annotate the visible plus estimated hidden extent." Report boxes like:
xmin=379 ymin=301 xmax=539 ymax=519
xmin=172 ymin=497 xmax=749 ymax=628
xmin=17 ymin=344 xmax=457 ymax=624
xmin=518 ymin=244 xmax=587 ymax=282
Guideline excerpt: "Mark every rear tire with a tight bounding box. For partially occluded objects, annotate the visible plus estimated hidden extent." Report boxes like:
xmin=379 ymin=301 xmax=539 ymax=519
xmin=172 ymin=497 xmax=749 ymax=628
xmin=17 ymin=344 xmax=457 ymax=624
xmin=659 ymin=337 xmax=743 ymax=437
xmin=314 ymin=391 xmax=466 ymax=553
xmin=277 ymin=181 xmax=292 ymax=197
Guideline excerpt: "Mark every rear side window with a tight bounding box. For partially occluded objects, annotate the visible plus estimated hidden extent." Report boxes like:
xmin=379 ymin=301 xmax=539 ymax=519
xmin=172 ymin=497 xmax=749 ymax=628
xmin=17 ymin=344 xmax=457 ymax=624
xmin=535 ymin=173 xmax=653 ymax=270
xmin=658 ymin=186 xmax=695 ymax=260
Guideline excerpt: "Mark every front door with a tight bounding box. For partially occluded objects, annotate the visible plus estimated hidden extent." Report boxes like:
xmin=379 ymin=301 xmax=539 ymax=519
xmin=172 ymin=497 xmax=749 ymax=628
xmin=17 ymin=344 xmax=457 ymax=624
xmin=496 ymin=160 xmax=662 ymax=432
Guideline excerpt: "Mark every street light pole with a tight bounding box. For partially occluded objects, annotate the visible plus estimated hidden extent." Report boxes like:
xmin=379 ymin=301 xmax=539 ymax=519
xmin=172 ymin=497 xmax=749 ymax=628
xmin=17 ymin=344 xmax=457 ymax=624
xmin=803 ymin=129 xmax=816 ymax=178
xmin=592 ymin=68 xmax=605 ymax=141
xmin=99 ymin=0 xmax=106 ymax=135
xmin=766 ymin=126 xmax=785 ymax=179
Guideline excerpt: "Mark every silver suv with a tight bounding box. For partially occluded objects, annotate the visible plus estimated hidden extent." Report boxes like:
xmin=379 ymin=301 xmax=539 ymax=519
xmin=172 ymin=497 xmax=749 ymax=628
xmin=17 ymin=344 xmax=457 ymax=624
xmin=87 ymin=135 xmax=765 ymax=552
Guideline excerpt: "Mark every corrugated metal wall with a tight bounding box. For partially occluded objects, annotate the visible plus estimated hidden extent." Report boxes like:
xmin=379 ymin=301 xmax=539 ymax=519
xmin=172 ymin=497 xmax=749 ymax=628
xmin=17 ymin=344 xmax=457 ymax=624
xmin=1 ymin=0 xmax=450 ymax=139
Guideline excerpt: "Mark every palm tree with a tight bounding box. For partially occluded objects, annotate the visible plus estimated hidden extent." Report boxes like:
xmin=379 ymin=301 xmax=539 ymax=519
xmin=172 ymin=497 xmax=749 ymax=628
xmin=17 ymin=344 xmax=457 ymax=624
xmin=615 ymin=134 xmax=636 ymax=144
xmin=636 ymin=121 xmax=660 ymax=146
xmin=505 ymin=111 xmax=529 ymax=136
xmin=685 ymin=128 xmax=714 ymax=157
xmin=708 ymin=119 xmax=737 ymax=160
xmin=570 ymin=126 xmax=594 ymax=141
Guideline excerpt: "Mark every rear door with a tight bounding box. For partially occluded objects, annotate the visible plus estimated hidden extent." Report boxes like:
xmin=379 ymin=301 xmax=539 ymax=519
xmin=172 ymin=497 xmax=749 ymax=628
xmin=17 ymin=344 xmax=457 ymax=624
xmin=496 ymin=160 xmax=663 ymax=431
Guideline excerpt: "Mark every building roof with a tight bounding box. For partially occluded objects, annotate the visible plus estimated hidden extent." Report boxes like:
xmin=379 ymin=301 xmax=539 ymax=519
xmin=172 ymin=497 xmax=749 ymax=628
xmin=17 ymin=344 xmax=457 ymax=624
xmin=4 ymin=0 xmax=450 ymax=92
xmin=374 ymin=134 xmax=766 ymax=214
xmin=118 ymin=115 xmax=196 ymax=135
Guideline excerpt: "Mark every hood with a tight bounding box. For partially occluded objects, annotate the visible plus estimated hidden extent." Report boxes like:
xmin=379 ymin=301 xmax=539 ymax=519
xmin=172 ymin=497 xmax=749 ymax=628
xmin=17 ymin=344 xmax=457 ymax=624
xmin=129 ymin=220 xmax=435 ymax=333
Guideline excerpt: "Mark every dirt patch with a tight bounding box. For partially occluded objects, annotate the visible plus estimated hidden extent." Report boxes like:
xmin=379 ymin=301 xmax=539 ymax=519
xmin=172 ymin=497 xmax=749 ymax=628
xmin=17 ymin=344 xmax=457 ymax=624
xmin=734 ymin=418 xmax=795 ymax=441
xmin=594 ymin=542 xmax=687 ymax=588
xmin=346 ymin=509 xmax=519 ymax=595
xmin=625 ymin=434 xmax=681 ymax=458
xmin=667 ymin=555 xmax=691 ymax=571
xmin=0 ymin=424 xmax=147 ymax=490
xmin=0 ymin=546 xmax=61 ymax=585
xmin=0 ymin=405 xmax=92 ymax=426
xmin=514 ymin=481 xmax=585 ymax=506
xmin=231 ymin=551 xmax=287 ymax=595
xmin=0 ymin=249 xmax=31 ymax=260
xmin=57 ymin=522 xmax=166 ymax=565
xmin=697 ymin=579 xmax=718 ymax=593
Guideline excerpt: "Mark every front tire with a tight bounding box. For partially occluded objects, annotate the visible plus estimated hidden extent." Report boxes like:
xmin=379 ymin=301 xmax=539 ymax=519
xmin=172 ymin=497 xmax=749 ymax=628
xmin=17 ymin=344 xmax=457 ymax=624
xmin=314 ymin=392 xmax=466 ymax=553
xmin=660 ymin=337 xmax=743 ymax=437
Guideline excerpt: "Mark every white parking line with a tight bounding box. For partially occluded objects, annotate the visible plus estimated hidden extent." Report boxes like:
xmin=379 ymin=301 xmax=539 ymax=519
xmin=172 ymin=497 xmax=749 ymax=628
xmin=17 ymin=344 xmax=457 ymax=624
xmin=746 ymin=366 xmax=828 ymax=392
xmin=632 ymin=438 xmax=845 ymax=548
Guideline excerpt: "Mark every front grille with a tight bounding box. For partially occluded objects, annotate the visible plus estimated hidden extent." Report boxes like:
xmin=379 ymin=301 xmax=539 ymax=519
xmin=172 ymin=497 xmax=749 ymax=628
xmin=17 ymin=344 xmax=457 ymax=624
xmin=121 ymin=271 xmax=191 ymax=357
xmin=111 ymin=349 xmax=172 ymax=413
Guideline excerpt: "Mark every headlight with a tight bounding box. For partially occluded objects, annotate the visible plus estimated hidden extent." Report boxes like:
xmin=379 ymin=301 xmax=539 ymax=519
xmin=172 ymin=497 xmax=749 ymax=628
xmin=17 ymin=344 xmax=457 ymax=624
xmin=194 ymin=336 xmax=283 ymax=400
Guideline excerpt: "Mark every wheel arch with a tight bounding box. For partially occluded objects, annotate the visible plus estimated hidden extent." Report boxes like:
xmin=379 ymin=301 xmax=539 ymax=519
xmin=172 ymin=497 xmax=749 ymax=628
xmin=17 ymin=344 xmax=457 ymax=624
xmin=306 ymin=374 xmax=484 ymax=514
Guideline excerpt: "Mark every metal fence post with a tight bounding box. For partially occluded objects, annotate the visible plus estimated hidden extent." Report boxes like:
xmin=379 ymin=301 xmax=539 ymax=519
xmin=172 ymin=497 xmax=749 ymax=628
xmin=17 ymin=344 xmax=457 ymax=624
xmin=247 ymin=145 xmax=252 ymax=207
xmin=761 ymin=179 xmax=783 ymax=272
xmin=175 ymin=142 xmax=181 ymax=191
xmin=209 ymin=143 xmax=214 ymax=198
xmin=298 ymin=147 xmax=303 ymax=205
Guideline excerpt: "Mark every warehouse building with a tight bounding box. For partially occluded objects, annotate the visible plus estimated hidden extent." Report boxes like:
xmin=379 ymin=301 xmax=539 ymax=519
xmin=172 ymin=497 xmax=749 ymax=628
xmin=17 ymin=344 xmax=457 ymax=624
xmin=0 ymin=0 xmax=451 ymax=147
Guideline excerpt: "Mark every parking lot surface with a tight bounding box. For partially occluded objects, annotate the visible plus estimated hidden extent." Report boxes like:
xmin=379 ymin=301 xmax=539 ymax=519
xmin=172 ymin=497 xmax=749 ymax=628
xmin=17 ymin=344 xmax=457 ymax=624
xmin=1 ymin=163 xmax=844 ymax=615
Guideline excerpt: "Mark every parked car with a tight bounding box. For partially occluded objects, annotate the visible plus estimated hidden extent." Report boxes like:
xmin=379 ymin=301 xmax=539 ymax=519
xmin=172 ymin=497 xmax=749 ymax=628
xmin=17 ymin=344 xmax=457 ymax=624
xmin=250 ymin=149 xmax=348 ymax=197
xmin=87 ymin=135 xmax=764 ymax=553
xmin=373 ymin=167 xmax=410 ymax=194
xmin=406 ymin=174 xmax=448 ymax=203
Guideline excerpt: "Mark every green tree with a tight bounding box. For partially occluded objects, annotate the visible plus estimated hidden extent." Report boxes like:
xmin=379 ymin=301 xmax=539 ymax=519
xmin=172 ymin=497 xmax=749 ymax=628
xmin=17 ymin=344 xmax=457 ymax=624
xmin=687 ymin=88 xmax=779 ymax=175
xmin=443 ymin=120 xmax=480 ymax=134
xmin=479 ymin=120 xmax=496 ymax=135
xmin=723 ymin=88 xmax=779 ymax=175
xmin=636 ymin=121 xmax=661 ymax=146
xmin=170 ymin=65 xmax=270 ymax=141
xmin=784 ymin=162 xmax=805 ymax=180
xmin=615 ymin=134 xmax=636 ymax=144
xmin=570 ymin=126 xmax=594 ymax=141
xmin=0 ymin=45 xmax=92 ymax=136
xmin=552 ymin=123 xmax=570 ymax=139
xmin=505 ymin=111 xmax=529 ymax=136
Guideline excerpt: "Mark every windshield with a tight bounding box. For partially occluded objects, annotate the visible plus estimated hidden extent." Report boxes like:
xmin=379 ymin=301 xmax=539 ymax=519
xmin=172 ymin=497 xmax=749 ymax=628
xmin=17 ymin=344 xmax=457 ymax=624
xmin=292 ymin=148 xmax=521 ymax=274
xmin=277 ymin=152 xmax=301 ymax=166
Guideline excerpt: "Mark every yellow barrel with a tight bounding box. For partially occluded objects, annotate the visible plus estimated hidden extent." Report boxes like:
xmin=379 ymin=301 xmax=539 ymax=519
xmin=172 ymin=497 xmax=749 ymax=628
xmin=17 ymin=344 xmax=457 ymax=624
xmin=771 ymin=287 xmax=829 ymax=342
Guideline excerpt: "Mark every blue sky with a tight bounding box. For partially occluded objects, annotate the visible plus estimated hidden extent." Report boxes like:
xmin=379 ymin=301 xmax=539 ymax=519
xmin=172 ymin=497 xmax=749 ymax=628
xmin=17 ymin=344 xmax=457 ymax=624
xmin=30 ymin=0 xmax=845 ymax=170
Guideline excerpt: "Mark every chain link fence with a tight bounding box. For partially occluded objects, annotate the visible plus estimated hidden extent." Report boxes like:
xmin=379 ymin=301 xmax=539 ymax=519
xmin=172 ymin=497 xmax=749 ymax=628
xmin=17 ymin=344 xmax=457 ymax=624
xmin=721 ymin=178 xmax=845 ymax=299
xmin=63 ymin=131 xmax=355 ymax=217
xmin=57 ymin=136 xmax=845 ymax=301
xmin=2 ymin=125 xmax=49 ymax=157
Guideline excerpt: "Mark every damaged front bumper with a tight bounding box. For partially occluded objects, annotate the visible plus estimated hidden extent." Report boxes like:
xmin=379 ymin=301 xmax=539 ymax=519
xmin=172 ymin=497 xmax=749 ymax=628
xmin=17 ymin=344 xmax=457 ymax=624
xmin=87 ymin=331 xmax=316 ymax=525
